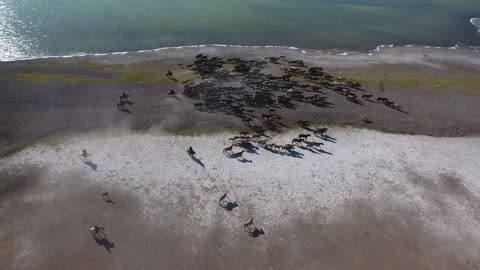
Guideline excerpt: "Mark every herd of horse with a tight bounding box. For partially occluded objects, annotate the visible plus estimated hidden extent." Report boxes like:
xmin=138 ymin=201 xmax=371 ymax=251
xmin=178 ymin=54 xmax=405 ymax=136
xmin=224 ymin=125 xmax=328 ymax=156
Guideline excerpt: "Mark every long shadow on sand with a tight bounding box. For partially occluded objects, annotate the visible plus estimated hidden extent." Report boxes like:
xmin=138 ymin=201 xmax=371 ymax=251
xmin=316 ymin=134 xmax=337 ymax=143
xmin=191 ymin=156 xmax=205 ymax=167
xmin=83 ymin=160 xmax=98 ymax=171
xmin=238 ymin=158 xmax=253 ymax=163
xmin=262 ymin=147 xmax=304 ymax=159
xmin=93 ymin=234 xmax=115 ymax=253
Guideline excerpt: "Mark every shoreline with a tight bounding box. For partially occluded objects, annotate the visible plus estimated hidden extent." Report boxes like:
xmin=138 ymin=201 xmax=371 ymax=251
xmin=1 ymin=42 xmax=480 ymax=63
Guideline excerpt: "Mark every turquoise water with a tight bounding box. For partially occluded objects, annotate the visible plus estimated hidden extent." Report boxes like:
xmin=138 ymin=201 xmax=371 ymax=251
xmin=1 ymin=0 xmax=480 ymax=60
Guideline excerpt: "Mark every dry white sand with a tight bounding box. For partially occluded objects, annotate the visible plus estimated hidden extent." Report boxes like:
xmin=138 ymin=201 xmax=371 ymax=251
xmin=1 ymin=127 xmax=480 ymax=269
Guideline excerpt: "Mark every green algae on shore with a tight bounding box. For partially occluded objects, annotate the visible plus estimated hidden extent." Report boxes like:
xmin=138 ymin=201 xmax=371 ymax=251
xmin=331 ymin=64 xmax=480 ymax=95
xmin=3 ymin=59 xmax=480 ymax=96
xmin=5 ymin=61 xmax=199 ymax=86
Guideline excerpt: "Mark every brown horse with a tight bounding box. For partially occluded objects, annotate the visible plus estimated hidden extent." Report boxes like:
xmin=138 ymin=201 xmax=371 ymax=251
xmin=292 ymin=138 xmax=304 ymax=145
xmin=219 ymin=191 xmax=230 ymax=207
xmin=230 ymin=150 xmax=245 ymax=158
xmin=187 ymin=147 xmax=196 ymax=157
xmin=229 ymin=136 xmax=242 ymax=142
xmin=223 ymin=145 xmax=234 ymax=154
xmin=243 ymin=217 xmax=255 ymax=231
xmin=306 ymin=141 xmax=324 ymax=149
xmin=298 ymin=134 xmax=311 ymax=140
xmin=314 ymin=128 xmax=328 ymax=136
xmin=282 ymin=144 xmax=295 ymax=152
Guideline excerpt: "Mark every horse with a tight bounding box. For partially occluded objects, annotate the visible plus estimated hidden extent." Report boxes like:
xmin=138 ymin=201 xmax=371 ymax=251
xmin=80 ymin=149 xmax=91 ymax=160
xmin=194 ymin=102 xmax=204 ymax=109
xmin=262 ymin=114 xmax=273 ymax=121
xmin=219 ymin=191 xmax=230 ymax=207
xmin=347 ymin=93 xmax=357 ymax=101
xmin=377 ymin=97 xmax=388 ymax=103
xmin=266 ymin=143 xmax=278 ymax=150
xmin=187 ymin=147 xmax=196 ymax=157
xmin=292 ymin=138 xmax=304 ymax=145
xmin=229 ymin=136 xmax=242 ymax=143
xmin=102 ymin=192 xmax=114 ymax=203
xmin=223 ymin=145 xmax=234 ymax=154
xmin=305 ymin=141 xmax=324 ymax=149
xmin=89 ymin=225 xmax=105 ymax=236
xmin=116 ymin=102 xmax=126 ymax=111
xmin=120 ymin=93 xmax=129 ymax=100
xmin=243 ymin=217 xmax=255 ymax=231
xmin=314 ymin=128 xmax=328 ymax=136
xmin=257 ymin=140 xmax=268 ymax=146
xmin=166 ymin=70 xmax=173 ymax=77
xmin=119 ymin=99 xmax=134 ymax=106
xmin=251 ymin=134 xmax=262 ymax=141
xmin=231 ymin=150 xmax=245 ymax=158
xmin=298 ymin=121 xmax=310 ymax=128
xmin=282 ymin=144 xmax=295 ymax=152
xmin=362 ymin=94 xmax=373 ymax=100
xmin=298 ymin=134 xmax=311 ymax=140
xmin=168 ymin=89 xmax=176 ymax=96
xmin=385 ymin=101 xmax=395 ymax=108
xmin=393 ymin=103 xmax=402 ymax=110
xmin=240 ymin=131 xmax=250 ymax=137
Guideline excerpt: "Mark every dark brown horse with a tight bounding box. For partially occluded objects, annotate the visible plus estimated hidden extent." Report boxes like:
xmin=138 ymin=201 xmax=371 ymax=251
xmin=223 ymin=145 xmax=234 ymax=154
xmin=298 ymin=134 xmax=311 ymax=140
xmin=292 ymin=138 xmax=304 ymax=145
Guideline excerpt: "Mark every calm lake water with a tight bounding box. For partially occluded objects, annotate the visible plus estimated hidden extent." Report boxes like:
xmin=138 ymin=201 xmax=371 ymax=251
xmin=1 ymin=0 xmax=480 ymax=60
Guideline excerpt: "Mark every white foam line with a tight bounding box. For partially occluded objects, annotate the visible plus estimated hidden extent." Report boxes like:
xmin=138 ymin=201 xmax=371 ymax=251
xmin=2 ymin=42 xmax=479 ymax=62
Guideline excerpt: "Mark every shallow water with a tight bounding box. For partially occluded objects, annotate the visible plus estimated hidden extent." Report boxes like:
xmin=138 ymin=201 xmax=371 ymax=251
xmin=1 ymin=0 xmax=480 ymax=60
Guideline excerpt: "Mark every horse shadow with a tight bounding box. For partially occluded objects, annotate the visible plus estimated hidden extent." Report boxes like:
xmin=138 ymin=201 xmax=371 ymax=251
xmin=238 ymin=158 xmax=253 ymax=163
xmin=103 ymin=195 xmax=115 ymax=204
xmin=362 ymin=119 xmax=374 ymax=124
xmin=221 ymin=201 xmax=239 ymax=211
xmin=395 ymin=108 xmax=409 ymax=115
xmin=117 ymin=106 xmax=132 ymax=114
xmin=348 ymin=98 xmax=364 ymax=105
xmin=299 ymin=146 xmax=322 ymax=154
xmin=317 ymin=134 xmax=337 ymax=143
xmin=248 ymin=228 xmax=265 ymax=238
xmin=191 ymin=156 xmax=205 ymax=167
xmin=318 ymin=149 xmax=333 ymax=155
xmin=286 ymin=150 xmax=304 ymax=159
xmin=83 ymin=160 xmax=98 ymax=171
xmin=93 ymin=234 xmax=115 ymax=253
xmin=238 ymin=142 xmax=259 ymax=155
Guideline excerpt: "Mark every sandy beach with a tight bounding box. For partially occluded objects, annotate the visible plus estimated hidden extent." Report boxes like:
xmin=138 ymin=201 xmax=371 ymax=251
xmin=1 ymin=46 xmax=480 ymax=269
xmin=1 ymin=128 xmax=480 ymax=269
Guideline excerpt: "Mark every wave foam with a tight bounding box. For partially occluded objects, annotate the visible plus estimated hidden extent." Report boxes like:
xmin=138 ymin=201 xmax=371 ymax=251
xmin=1 ymin=42 xmax=479 ymax=63
xmin=470 ymin=17 xmax=480 ymax=32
